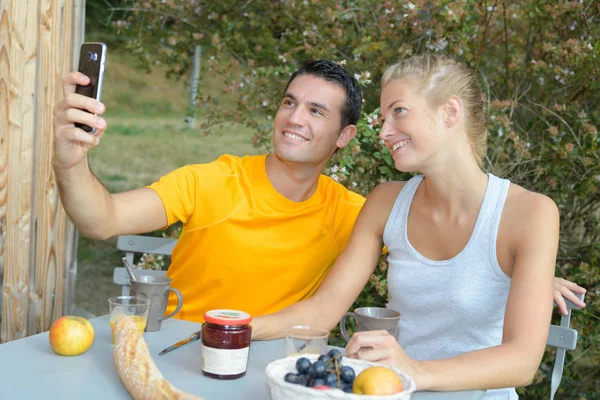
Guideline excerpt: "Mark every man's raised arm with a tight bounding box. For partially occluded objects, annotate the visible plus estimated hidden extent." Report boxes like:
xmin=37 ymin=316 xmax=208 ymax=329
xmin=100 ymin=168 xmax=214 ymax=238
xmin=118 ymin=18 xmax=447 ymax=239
xmin=53 ymin=72 xmax=167 ymax=239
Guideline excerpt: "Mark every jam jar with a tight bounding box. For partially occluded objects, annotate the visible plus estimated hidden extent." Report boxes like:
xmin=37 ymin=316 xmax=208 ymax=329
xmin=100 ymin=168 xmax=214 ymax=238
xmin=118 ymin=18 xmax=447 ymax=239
xmin=200 ymin=309 xmax=252 ymax=380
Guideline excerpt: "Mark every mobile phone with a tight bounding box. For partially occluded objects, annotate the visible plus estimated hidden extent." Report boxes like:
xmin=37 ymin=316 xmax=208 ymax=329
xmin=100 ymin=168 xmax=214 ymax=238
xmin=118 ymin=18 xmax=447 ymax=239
xmin=75 ymin=42 xmax=107 ymax=134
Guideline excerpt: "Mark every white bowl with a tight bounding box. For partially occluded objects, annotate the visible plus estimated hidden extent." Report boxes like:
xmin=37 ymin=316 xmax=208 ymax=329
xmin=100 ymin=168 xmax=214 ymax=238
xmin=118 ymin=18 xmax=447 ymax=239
xmin=265 ymin=354 xmax=417 ymax=400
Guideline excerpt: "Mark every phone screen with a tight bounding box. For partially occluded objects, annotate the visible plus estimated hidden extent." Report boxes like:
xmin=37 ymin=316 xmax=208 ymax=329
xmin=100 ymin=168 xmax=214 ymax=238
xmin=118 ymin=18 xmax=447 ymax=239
xmin=75 ymin=43 xmax=106 ymax=133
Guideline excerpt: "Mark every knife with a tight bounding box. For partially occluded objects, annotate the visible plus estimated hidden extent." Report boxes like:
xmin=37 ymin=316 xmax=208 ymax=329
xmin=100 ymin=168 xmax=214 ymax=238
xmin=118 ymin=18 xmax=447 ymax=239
xmin=158 ymin=328 xmax=202 ymax=356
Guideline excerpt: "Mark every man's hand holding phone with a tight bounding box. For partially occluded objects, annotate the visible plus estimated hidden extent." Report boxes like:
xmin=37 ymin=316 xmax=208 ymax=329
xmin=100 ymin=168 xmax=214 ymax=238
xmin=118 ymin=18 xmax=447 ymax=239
xmin=52 ymin=72 xmax=107 ymax=171
xmin=51 ymin=43 xmax=168 ymax=240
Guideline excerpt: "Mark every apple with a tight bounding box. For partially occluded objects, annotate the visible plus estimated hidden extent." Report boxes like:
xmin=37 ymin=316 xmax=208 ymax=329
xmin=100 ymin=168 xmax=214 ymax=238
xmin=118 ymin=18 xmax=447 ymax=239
xmin=49 ymin=316 xmax=95 ymax=356
xmin=352 ymin=366 xmax=404 ymax=395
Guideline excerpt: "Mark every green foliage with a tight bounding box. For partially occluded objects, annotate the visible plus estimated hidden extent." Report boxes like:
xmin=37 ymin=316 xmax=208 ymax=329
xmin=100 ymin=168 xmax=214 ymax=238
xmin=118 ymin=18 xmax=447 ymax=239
xmin=109 ymin=1 xmax=599 ymax=396
xmin=85 ymin=0 xmax=129 ymax=46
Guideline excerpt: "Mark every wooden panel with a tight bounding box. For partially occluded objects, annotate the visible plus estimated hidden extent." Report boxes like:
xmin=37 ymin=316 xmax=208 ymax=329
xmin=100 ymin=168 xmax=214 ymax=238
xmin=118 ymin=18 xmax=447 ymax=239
xmin=0 ymin=0 xmax=39 ymax=343
xmin=31 ymin=0 xmax=83 ymax=333
xmin=63 ymin=0 xmax=85 ymax=317
xmin=31 ymin=0 xmax=59 ymax=334
xmin=0 ymin=5 xmax=8 ymax=334
xmin=63 ymin=222 xmax=77 ymax=316
xmin=0 ymin=0 xmax=79 ymax=341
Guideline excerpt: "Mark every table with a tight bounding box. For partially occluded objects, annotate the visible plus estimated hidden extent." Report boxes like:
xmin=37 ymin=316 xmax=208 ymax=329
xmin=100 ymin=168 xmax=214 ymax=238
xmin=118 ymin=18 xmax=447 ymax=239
xmin=0 ymin=316 xmax=484 ymax=399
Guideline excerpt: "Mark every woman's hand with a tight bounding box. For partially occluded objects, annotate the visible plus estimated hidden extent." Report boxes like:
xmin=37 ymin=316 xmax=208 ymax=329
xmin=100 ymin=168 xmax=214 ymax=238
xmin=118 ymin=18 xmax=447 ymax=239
xmin=553 ymin=277 xmax=586 ymax=315
xmin=345 ymin=330 xmax=428 ymax=390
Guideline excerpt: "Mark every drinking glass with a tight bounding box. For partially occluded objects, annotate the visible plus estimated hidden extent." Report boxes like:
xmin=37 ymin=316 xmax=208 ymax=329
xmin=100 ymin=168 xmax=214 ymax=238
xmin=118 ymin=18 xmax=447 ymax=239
xmin=108 ymin=296 xmax=150 ymax=344
xmin=284 ymin=325 xmax=329 ymax=357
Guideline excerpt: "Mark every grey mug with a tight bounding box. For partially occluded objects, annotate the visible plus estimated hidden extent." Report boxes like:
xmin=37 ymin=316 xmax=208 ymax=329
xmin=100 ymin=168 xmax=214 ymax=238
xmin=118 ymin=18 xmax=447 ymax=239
xmin=339 ymin=307 xmax=401 ymax=342
xmin=129 ymin=275 xmax=183 ymax=332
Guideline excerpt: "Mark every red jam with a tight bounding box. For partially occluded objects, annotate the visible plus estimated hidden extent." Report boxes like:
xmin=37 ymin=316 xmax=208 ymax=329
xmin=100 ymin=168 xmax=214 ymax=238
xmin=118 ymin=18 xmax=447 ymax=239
xmin=200 ymin=309 xmax=252 ymax=380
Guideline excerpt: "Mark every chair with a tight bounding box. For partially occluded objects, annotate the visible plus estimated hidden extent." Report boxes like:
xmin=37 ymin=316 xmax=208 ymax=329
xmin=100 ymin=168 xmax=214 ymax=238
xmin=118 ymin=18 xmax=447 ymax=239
xmin=113 ymin=235 xmax=177 ymax=296
xmin=547 ymin=292 xmax=585 ymax=400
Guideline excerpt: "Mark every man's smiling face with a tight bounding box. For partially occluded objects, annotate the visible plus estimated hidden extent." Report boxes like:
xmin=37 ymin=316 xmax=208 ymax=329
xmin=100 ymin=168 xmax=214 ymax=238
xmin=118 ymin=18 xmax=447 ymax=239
xmin=272 ymin=74 xmax=346 ymax=166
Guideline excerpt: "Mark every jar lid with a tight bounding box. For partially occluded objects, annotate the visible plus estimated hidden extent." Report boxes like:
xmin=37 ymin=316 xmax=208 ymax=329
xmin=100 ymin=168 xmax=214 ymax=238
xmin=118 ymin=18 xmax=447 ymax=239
xmin=204 ymin=309 xmax=252 ymax=326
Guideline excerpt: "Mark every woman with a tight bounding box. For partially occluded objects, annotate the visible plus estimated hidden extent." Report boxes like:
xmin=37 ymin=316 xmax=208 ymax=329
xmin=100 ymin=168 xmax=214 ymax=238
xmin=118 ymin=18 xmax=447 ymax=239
xmin=253 ymin=54 xmax=584 ymax=398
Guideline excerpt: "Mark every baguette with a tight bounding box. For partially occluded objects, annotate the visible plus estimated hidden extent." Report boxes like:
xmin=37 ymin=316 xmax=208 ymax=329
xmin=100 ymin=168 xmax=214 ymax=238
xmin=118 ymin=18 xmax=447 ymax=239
xmin=113 ymin=317 xmax=203 ymax=400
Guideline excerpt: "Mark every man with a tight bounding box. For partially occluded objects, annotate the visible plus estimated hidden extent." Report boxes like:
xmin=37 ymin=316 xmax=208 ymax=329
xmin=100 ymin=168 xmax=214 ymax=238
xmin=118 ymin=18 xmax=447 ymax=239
xmin=53 ymin=60 xmax=585 ymax=323
xmin=54 ymin=60 xmax=365 ymax=322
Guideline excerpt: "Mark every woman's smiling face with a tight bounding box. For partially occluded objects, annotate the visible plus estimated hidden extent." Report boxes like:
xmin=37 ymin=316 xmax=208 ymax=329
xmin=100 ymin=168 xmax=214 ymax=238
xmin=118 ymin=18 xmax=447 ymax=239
xmin=378 ymin=78 xmax=445 ymax=173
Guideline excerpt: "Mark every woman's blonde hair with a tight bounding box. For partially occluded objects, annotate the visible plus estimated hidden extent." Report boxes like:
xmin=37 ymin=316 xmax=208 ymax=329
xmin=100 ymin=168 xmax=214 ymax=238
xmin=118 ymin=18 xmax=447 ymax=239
xmin=382 ymin=54 xmax=488 ymax=167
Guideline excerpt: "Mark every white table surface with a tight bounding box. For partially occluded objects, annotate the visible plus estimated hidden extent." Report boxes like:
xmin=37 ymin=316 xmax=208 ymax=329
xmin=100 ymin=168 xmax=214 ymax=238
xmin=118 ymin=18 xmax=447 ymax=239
xmin=0 ymin=315 xmax=485 ymax=399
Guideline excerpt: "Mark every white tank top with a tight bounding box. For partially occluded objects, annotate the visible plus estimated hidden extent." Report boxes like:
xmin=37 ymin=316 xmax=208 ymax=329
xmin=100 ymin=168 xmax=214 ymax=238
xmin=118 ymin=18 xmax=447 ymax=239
xmin=384 ymin=173 xmax=518 ymax=399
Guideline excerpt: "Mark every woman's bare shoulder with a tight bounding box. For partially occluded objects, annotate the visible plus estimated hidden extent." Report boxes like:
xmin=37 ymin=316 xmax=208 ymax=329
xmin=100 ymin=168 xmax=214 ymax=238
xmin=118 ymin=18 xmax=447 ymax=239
xmin=368 ymin=180 xmax=408 ymax=200
xmin=356 ymin=181 xmax=408 ymax=234
xmin=363 ymin=181 xmax=408 ymax=211
xmin=505 ymin=183 xmax=558 ymax=214
xmin=504 ymin=183 xmax=559 ymax=240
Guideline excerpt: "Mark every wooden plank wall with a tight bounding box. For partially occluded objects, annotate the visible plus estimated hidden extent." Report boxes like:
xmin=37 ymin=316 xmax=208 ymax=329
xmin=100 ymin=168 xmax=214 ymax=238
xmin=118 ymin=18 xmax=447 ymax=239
xmin=0 ymin=0 xmax=83 ymax=343
xmin=0 ymin=0 xmax=39 ymax=343
xmin=0 ymin=7 xmax=5 ymax=334
xmin=64 ymin=0 xmax=85 ymax=318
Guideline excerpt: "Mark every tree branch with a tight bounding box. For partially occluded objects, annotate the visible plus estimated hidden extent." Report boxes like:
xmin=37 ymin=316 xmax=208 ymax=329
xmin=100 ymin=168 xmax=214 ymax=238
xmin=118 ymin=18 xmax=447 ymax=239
xmin=502 ymin=1 xmax=510 ymax=97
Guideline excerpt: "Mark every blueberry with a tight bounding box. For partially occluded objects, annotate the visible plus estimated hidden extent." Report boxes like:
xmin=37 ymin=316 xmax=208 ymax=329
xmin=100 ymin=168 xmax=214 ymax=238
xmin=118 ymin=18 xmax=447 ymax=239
xmin=311 ymin=378 xmax=326 ymax=387
xmin=296 ymin=357 xmax=311 ymax=375
xmin=324 ymin=373 xmax=338 ymax=388
xmin=340 ymin=366 xmax=355 ymax=383
xmin=284 ymin=372 xmax=299 ymax=384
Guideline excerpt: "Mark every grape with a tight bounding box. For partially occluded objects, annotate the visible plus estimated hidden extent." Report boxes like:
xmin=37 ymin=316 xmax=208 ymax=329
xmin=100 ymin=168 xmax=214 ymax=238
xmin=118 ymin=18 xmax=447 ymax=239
xmin=340 ymin=366 xmax=355 ymax=383
xmin=342 ymin=382 xmax=353 ymax=393
xmin=324 ymin=373 xmax=338 ymax=388
xmin=327 ymin=349 xmax=342 ymax=359
xmin=318 ymin=354 xmax=331 ymax=364
xmin=284 ymin=372 xmax=299 ymax=384
xmin=295 ymin=357 xmax=311 ymax=375
xmin=326 ymin=349 xmax=343 ymax=368
xmin=309 ymin=360 xmax=327 ymax=379
xmin=307 ymin=364 xmax=316 ymax=379
xmin=285 ymin=350 xmax=357 ymax=392
xmin=296 ymin=375 xmax=308 ymax=386
xmin=311 ymin=378 xmax=326 ymax=387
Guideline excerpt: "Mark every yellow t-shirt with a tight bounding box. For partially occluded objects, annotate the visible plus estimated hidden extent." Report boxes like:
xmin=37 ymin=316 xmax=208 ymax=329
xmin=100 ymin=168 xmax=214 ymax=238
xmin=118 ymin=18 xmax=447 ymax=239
xmin=148 ymin=154 xmax=365 ymax=323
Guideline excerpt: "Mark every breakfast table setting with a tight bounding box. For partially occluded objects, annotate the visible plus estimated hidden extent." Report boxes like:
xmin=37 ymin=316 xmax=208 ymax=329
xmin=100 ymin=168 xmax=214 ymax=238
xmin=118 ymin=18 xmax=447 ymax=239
xmin=0 ymin=267 xmax=486 ymax=399
xmin=0 ymin=313 xmax=485 ymax=400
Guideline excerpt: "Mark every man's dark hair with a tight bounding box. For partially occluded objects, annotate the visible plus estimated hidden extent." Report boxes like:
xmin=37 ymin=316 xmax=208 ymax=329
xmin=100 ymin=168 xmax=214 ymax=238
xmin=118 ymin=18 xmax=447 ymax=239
xmin=284 ymin=60 xmax=362 ymax=129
